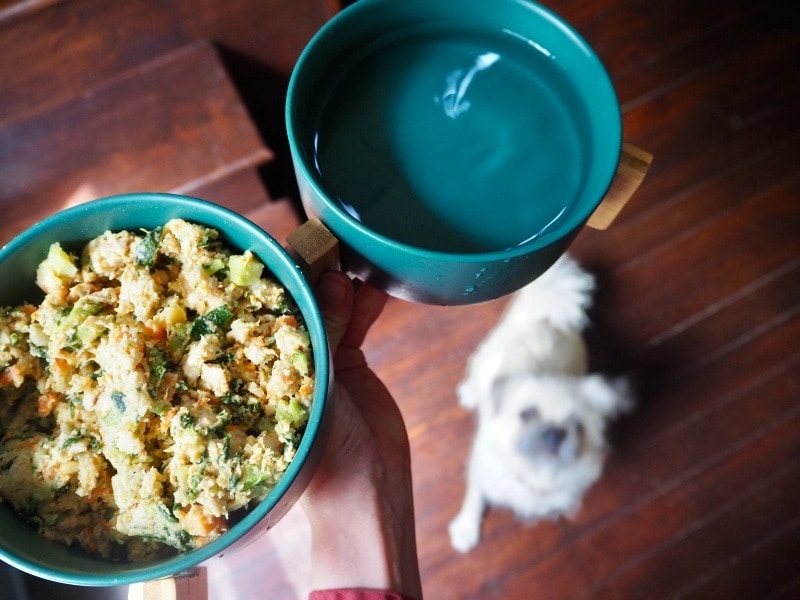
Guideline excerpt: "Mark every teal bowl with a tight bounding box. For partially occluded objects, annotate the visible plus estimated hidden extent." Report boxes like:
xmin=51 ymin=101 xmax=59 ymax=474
xmin=0 ymin=193 xmax=332 ymax=586
xmin=287 ymin=0 xmax=621 ymax=305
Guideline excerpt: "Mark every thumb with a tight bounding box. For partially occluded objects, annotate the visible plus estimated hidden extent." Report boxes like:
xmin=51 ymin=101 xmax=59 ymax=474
xmin=314 ymin=271 xmax=354 ymax=354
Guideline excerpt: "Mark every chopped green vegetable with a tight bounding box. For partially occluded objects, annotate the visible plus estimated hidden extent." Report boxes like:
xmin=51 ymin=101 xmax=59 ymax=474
xmin=168 ymin=322 xmax=189 ymax=356
xmin=242 ymin=465 xmax=269 ymax=491
xmin=189 ymin=318 xmax=214 ymax=340
xmin=157 ymin=502 xmax=179 ymax=524
xmin=202 ymin=258 xmax=225 ymax=276
xmin=205 ymin=304 xmax=233 ymax=327
xmin=228 ymin=253 xmax=264 ymax=286
xmin=190 ymin=304 xmax=233 ymax=340
xmin=76 ymin=321 xmax=103 ymax=344
xmin=42 ymin=243 xmax=78 ymax=278
xmin=60 ymin=300 xmax=104 ymax=331
xmin=60 ymin=434 xmax=82 ymax=450
xmin=147 ymin=347 xmax=172 ymax=395
xmin=276 ymin=399 xmax=306 ymax=424
xmin=135 ymin=227 xmax=163 ymax=267
xmin=148 ymin=347 xmax=168 ymax=378
xmin=222 ymin=433 xmax=232 ymax=460
xmin=180 ymin=411 xmax=194 ymax=429
xmin=290 ymin=351 xmax=310 ymax=376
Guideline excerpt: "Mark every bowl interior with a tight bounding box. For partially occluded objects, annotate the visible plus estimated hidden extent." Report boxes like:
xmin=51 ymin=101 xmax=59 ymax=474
xmin=0 ymin=193 xmax=330 ymax=586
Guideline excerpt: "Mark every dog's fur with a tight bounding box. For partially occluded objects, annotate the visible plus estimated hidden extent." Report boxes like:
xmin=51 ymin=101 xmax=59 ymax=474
xmin=449 ymin=256 xmax=633 ymax=553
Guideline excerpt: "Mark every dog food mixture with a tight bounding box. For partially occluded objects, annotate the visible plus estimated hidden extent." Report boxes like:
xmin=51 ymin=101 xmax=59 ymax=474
xmin=0 ymin=219 xmax=314 ymax=561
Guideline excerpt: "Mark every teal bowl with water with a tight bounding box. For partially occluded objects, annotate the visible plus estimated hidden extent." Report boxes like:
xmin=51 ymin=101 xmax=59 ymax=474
xmin=287 ymin=0 xmax=622 ymax=304
xmin=0 ymin=193 xmax=332 ymax=586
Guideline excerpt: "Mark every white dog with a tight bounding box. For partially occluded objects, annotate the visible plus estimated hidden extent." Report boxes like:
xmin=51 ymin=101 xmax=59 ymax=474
xmin=448 ymin=256 xmax=633 ymax=553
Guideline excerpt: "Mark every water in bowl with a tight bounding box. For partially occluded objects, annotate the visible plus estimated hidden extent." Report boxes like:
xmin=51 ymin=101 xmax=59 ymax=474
xmin=312 ymin=25 xmax=590 ymax=254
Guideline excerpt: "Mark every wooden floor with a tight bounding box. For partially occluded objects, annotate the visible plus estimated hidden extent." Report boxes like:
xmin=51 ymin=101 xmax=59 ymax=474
xmin=2 ymin=0 xmax=799 ymax=599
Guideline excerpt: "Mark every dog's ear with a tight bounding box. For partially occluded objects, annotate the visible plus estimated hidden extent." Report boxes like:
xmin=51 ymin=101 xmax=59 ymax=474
xmin=579 ymin=374 xmax=635 ymax=418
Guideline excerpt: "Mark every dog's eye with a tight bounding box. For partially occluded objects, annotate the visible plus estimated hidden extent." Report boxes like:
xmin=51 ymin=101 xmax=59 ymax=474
xmin=520 ymin=407 xmax=540 ymax=423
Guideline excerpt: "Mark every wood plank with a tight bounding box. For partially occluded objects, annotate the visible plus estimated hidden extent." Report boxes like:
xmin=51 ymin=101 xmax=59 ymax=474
xmin=0 ymin=0 xmax=58 ymax=21
xmin=244 ymin=196 xmax=303 ymax=246
xmin=620 ymin=36 xmax=796 ymax=231
xmin=188 ymin=168 xmax=273 ymax=215
xmin=615 ymin=315 xmax=800 ymax=461
xmin=609 ymin=0 xmax=794 ymax=110
xmin=0 ymin=0 xmax=183 ymax=126
xmin=0 ymin=41 xmax=273 ymax=246
xmin=613 ymin=29 xmax=800 ymax=221
xmin=613 ymin=350 xmax=800 ymax=518
xmin=554 ymin=1 xmax=800 ymax=273
xmin=166 ymin=0 xmax=335 ymax=200
xmin=594 ymin=464 xmax=800 ymax=599
xmin=586 ymin=180 xmax=800 ymax=346
xmin=545 ymin=0 xmax=792 ymax=103
xmin=166 ymin=0 xmax=336 ymax=76
xmin=648 ymin=258 xmax=800 ymax=368
xmin=675 ymin=516 xmax=800 ymax=600
xmin=574 ymin=131 xmax=800 ymax=277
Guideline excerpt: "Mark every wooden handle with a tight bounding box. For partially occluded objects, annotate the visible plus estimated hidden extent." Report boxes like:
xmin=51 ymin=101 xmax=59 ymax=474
xmin=128 ymin=568 xmax=208 ymax=600
xmin=586 ymin=143 xmax=653 ymax=230
xmin=286 ymin=218 xmax=341 ymax=285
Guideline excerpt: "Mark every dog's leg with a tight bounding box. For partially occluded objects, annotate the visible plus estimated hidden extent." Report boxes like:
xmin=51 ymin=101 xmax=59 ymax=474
xmin=448 ymin=470 xmax=486 ymax=553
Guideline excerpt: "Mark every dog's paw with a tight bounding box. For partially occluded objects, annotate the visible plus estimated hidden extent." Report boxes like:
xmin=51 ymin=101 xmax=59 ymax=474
xmin=448 ymin=511 xmax=481 ymax=553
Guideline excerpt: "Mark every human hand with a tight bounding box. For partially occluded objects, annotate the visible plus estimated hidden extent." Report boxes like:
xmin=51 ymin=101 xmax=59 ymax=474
xmin=302 ymin=271 xmax=422 ymax=599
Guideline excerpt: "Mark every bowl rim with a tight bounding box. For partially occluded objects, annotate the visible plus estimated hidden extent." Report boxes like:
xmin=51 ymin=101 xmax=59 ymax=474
xmin=0 ymin=193 xmax=330 ymax=587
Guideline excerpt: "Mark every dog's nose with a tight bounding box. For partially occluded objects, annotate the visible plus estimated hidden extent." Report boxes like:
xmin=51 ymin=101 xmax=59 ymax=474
xmin=517 ymin=425 xmax=578 ymax=461
xmin=541 ymin=426 xmax=568 ymax=454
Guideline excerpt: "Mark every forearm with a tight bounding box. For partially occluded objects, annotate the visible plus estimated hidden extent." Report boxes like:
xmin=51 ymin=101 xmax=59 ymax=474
xmin=304 ymin=472 xmax=421 ymax=599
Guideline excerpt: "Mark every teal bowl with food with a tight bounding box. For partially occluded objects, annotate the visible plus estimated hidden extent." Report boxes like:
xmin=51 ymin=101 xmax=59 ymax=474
xmin=0 ymin=193 xmax=331 ymax=586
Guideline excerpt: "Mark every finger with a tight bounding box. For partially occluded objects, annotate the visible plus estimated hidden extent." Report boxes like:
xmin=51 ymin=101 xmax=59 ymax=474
xmin=340 ymin=282 xmax=388 ymax=350
xmin=314 ymin=270 xmax=355 ymax=354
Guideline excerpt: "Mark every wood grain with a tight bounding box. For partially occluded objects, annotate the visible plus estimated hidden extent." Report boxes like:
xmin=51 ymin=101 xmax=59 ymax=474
xmin=0 ymin=41 xmax=272 ymax=246
xmin=2 ymin=0 xmax=798 ymax=599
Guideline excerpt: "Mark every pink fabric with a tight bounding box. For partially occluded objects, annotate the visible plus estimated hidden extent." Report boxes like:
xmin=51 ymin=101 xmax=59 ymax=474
xmin=309 ymin=589 xmax=417 ymax=600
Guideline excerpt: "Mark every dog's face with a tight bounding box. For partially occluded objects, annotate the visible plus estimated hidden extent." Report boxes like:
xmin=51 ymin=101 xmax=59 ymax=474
xmin=485 ymin=374 xmax=631 ymax=489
